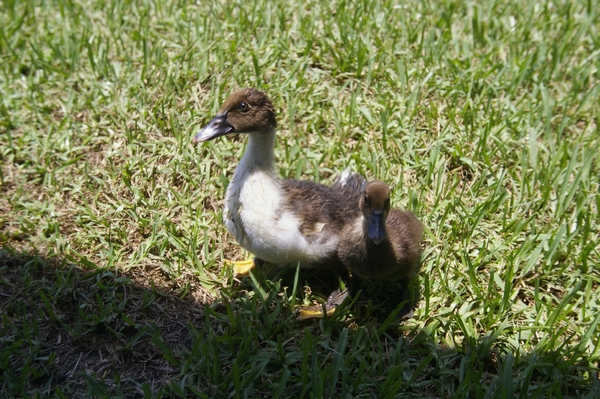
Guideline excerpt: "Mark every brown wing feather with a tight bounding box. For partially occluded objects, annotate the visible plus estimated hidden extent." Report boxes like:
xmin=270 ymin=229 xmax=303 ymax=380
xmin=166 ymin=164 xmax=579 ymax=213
xmin=280 ymin=179 xmax=362 ymax=243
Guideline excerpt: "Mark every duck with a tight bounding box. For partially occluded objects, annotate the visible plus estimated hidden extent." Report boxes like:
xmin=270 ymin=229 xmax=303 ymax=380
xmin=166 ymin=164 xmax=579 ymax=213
xmin=297 ymin=179 xmax=423 ymax=320
xmin=193 ymin=88 xmax=362 ymax=274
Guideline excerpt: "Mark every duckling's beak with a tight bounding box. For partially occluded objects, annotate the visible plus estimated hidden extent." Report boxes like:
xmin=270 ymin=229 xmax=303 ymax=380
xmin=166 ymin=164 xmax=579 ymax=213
xmin=368 ymin=211 xmax=386 ymax=245
xmin=193 ymin=113 xmax=234 ymax=143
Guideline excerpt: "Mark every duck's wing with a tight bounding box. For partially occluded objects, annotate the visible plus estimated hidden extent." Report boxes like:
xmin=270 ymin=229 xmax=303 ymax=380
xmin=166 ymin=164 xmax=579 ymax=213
xmin=280 ymin=179 xmax=361 ymax=243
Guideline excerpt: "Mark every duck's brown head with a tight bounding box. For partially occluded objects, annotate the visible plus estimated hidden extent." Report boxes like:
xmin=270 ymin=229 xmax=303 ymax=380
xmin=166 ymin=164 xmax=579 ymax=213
xmin=193 ymin=88 xmax=277 ymax=143
xmin=361 ymin=180 xmax=391 ymax=245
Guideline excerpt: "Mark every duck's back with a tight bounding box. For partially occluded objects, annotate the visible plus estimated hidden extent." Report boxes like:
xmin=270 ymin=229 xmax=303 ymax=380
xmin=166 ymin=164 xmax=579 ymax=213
xmin=280 ymin=178 xmax=361 ymax=245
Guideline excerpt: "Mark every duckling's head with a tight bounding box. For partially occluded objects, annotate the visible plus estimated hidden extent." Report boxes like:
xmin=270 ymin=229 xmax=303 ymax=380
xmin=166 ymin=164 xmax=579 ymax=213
xmin=193 ymin=89 xmax=277 ymax=143
xmin=361 ymin=181 xmax=391 ymax=245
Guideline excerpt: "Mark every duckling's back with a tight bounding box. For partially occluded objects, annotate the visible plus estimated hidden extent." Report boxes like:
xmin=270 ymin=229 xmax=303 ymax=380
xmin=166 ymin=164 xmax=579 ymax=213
xmin=385 ymin=209 xmax=423 ymax=279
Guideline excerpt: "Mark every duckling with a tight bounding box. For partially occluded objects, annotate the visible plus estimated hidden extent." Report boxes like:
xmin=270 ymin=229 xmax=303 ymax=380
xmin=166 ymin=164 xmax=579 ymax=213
xmin=297 ymin=180 xmax=423 ymax=320
xmin=193 ymin=89 xmax=361 ymax=274
xmin=339 ymin=180 xmax=423 ymax=283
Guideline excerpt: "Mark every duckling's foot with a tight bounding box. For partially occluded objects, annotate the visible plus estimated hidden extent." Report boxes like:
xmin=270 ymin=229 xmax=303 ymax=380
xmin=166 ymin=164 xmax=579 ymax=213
xmin=397 ymin=301 xmax=415 ymax=320
xmin=226 ymin=257 xmax=265 ymax=276
xmin=297 ymin=289 xmax=350 ymax=321
xmin=400 ymin=307 xmax=415 ymax=319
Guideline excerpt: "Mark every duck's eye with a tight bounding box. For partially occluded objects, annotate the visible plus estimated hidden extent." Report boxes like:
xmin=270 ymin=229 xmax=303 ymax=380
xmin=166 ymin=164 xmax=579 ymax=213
xmin=238 ymin=102 xmax=250 ymax=112
xmin=363 ymin=195 xmax=369 ymax=206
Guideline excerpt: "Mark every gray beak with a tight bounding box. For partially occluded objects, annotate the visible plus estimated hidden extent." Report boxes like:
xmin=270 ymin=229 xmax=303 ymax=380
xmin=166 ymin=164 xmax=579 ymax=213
xmin=368 ymin=210 xmax=386 ymax=245
xmin=193 ymin=113 xmax=234 ymax=143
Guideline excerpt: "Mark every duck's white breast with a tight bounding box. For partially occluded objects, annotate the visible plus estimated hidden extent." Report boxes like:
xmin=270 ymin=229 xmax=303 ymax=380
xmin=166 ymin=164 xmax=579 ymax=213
xmin=224 ymin=170 xmax=337 ymax=265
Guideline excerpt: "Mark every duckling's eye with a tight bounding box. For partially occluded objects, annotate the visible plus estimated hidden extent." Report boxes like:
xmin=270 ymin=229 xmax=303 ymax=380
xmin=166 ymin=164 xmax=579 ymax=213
xmin=238 ymin=102 xmax=250 ymax=112
xmin=363 ymin=195 xmax=369 ymax=206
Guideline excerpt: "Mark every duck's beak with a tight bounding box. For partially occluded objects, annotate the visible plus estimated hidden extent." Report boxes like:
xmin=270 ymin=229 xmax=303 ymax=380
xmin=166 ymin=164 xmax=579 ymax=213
xmin=193 ymin=113 xmax=234 ymax=143
xmin=368 ymin=211 xmax=386 ymax=245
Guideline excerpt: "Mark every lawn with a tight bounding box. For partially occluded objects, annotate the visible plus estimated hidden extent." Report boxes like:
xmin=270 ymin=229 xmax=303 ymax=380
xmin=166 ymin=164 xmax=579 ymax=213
xmin=1 ymin=0 xmax=599 ymax=397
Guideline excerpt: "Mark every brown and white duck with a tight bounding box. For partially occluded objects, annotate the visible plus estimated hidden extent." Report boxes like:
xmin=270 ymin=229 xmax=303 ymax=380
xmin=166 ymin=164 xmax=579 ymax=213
xmin=297 ymin=179 xmax=423 ymax=320
xmin=193 ymin=88 xmax=361 ymax=274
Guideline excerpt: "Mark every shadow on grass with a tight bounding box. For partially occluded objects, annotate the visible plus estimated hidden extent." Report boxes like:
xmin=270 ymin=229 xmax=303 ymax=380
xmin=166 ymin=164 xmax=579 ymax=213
xmin=0 ymin=247 xmax=210 ymax=398
xmin=1 ymin=247 xmax=598 ymax=398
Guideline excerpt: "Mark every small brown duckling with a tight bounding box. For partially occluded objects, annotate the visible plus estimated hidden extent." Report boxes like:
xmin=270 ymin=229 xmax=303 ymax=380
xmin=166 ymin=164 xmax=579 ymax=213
xmin=298 ymin=180 xmax=423 ymax=320
xmin=339 ymin=180 xmax=423 ymax=283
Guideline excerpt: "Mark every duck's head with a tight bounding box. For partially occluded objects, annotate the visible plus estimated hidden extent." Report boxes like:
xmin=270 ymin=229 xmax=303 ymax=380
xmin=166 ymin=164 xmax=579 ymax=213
xmin=193 ymin=88 xmax=277 ymax=143
xmin=361 ymin=180 xmax=391 ymax=245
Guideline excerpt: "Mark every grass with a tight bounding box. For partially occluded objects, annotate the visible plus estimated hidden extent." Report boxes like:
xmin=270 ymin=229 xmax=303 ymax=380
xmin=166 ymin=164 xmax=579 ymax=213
xmin=1 ymin=0 xmax=599 ymax=397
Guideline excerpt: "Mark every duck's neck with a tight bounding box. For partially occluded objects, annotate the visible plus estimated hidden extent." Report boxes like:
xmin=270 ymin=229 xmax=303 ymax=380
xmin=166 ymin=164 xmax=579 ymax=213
xmin=237 ymin=129 xmax=277 ymax=174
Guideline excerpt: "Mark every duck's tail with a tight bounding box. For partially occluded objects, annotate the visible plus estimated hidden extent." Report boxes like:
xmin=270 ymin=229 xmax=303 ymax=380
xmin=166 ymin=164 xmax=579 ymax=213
xmin=333 ymin=169 xmax=366 ymax=194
